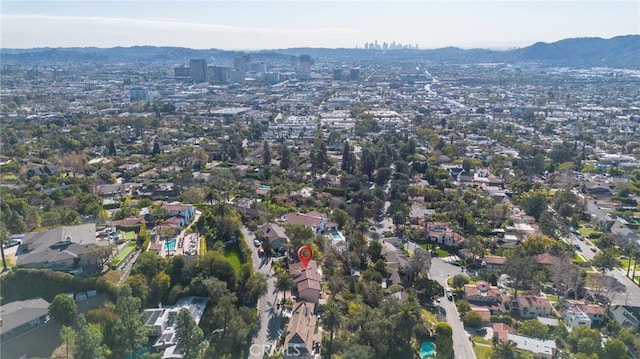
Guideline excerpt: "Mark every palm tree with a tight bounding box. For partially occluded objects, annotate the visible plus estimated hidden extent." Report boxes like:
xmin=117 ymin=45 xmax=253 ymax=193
xmin=276 ymin=272 xmax=295 ymax=301
xmin=322 ymin=299 xmax=342 ymax=355
xmin=393 ymin=300 xmax=421 ymax=346
xmin=0 ymin=226 xmax=9 ymax=271
xmin=491 ymin=339 xmax=523 ymax=359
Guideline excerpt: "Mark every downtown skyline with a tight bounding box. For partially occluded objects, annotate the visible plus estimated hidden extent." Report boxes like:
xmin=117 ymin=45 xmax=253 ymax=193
xmin=1 ymin=0 xmax=639 ymax=50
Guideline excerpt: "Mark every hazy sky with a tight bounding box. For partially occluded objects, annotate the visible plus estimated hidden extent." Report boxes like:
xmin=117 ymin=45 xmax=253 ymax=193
xmin=1 ymin=1 xmax=639 ymax=50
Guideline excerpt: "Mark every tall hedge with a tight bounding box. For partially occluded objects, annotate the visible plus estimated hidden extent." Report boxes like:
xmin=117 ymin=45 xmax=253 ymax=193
xmin=0 ymin=268 xmax=96 ymax=304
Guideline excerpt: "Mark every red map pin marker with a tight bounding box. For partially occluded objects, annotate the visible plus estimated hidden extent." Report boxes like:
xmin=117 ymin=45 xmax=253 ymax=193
xmin=297 ymin=245 xmax=313 ymax=269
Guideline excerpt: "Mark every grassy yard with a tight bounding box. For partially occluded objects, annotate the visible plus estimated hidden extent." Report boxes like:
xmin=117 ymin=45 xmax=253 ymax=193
xmin=620 ymin=259 xmax=640 ymax=270
xmin=572 ymin=255 xmax=586 ymax=263
xmin=223 ymin=247 xmax=242 ymax=271
xmin=471 ymin=336 xmax=493 ymax=345
xmin=111 ymin=242 xmax=136 ymax=267
xmin=473 ymin=345 xmax=492 ymax=359
xmin=578 ymin=227 xmax=601 ymax=237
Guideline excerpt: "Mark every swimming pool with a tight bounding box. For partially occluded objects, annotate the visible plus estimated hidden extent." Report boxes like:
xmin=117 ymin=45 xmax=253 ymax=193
xmin=163 ymin=239 xmax=177 ymax=251
xmin=420 ymin=341 xmax=435 ymax=358
xmin=330 ymin=229 xmax=344 ymax=241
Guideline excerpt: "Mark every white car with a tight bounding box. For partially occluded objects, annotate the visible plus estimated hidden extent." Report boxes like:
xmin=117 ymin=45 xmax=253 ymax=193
xmin=253 ymin=239 xmax=261 ymax=247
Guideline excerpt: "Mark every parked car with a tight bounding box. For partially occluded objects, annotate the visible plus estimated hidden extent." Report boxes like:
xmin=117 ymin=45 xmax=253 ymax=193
xmin=253 ymin=239 xmax=261 ymax=247
xmin=591 ymin=246 xmax=597 ymax=252
xmin=446 ymin=289 xmax=453 ymax=301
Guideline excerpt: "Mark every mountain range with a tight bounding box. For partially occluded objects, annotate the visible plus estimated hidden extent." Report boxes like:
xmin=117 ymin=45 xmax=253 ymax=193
xmin=1 ymin=35 xmax=638 ymax=69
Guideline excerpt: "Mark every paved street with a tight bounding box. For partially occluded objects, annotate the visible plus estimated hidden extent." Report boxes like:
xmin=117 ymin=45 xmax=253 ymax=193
xmin=429 ymin=258 xmax=477 ymax=359
xmin=242 ymin=226 xmax=283 ymax=359
xmin=565 ymin=230 xmax=640 ymax=306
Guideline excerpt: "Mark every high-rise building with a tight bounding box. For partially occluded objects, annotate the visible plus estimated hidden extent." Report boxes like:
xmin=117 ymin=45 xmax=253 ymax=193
xmin=299 ymin=55 xmax=311 ymax=80
xmin=333 ymin=69 xmax=343 ymax=81
xmin=349 ymin=69 xmax=360 ymax=81
xmin=189 ymin=59 xmax=207 ymax=83
xmin=208 ymin=65 xmax=230 ymax=84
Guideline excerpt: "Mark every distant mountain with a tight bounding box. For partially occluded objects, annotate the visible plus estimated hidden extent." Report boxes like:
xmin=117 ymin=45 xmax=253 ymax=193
xmin=1 ymin=35 xmax=638 ymax=69
xmin=511 ymin=35 xmax=640 ymax=68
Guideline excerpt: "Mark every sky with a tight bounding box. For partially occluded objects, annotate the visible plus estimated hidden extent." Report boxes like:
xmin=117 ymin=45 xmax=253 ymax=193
xmin=1 ymin=0 xmax=639 ymax=50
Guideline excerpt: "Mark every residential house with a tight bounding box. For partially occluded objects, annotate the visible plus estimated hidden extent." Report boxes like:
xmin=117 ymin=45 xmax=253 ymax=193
xmin=426 ymin=222 xmax=466 ymax=248
xmin=160 ymin=202 xmax=196 ymax=225
xmin=142 ymin=296 xmax=208 ymax=359
xmin=289 ymin=260 xmax=322 ymax=304
xmin=566 ymin=300 xmax=604 ymax=328
xmin=381 ymin=238 xmax=409 ymax=286
xmin=284 ymin=211 xmax=326 ymax=234
xmin=463 ymin=280 xmax=501 ymax=305
xmin=609 ymin=305 xmax=640 ymax=331
xmin=257 ymin=223 xmax=289 ymax=252
xmin=508 ymin=334 xmax=556 ymax=359
xmin=610 ymin=220 xmax=640 ymax=245
xmin=16 ymin=223 xmax=109 ymax=274
xmin=482 ymin=255 xmax=507 ymax=269
xmin=0 ymin=298 xmax=50 ymax=343
xmin=535 ymin=253 xmax=562 ymax=267
xmin=563 ymin=300 xmax=601 ymax=329
xmin=284 ymin=301 xmax=319 ymax=359
xmin=492 ymin=322 xmax=517 ymax=341
xmin=517 ymin=294 xmax=552 ymax=319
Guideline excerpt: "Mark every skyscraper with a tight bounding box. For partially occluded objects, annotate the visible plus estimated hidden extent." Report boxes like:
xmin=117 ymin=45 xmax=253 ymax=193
xmin=189 ymin=59 xmax=207 ymax=83
xmin=299 ymin=55 xmax=311 ymax=80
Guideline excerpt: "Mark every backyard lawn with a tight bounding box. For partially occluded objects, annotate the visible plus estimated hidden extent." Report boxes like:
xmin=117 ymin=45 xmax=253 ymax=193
xmin=223 ymin=247 xmax=242 ymax=271
xmin=578 ymin=227 xmax=601 ymax=237
xmin=473 ymin=345 xmax=492 ymax=359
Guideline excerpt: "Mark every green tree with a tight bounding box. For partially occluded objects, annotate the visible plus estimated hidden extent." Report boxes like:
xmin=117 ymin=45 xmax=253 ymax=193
xmin=276 ymin=272 xmax=295 ymax=301
xmin=603 ymin=338 xmax=629 ymax=359
xmin=464 ymin=311 xmax=483 ymax=327
xmin=456 ymin=300 xmax=471 ymax=315
xmin=592 ymin=249 xmax=617 ymax=273
xmin=567 ymin=325 xmax=602 ymax=354
xmin=519 ymin=319 xmax=551 ymax=339
xmin=504 ymin=250 xmax=538 ymax=297
xmin=59 ymin=325 xmax=75 ymax=359
xmin=491 ymin=339 xmax=523 ymax=359
xmin=49 ymin=294 xmax=78 ymax=326
xmin=322 ymin=299 xmax=342 ymax=355
xmin=452 ymin=274 xmax=470 ymax=290
xmin=280 ymin=144 xmax=290 ymax=170
xmin=262 ymin=141 xmax=271 ymax=166
xmin=113 ymin=285 xmax=149 ymax=359
xmin=175 ymin=308 xmax=204 ymax=359
xmin=74 ymin=314 xmax=105 ymax=359
xmin=0 ymin=225 xmax=8 ymax=271
xmin=521 ymin=192 xmax=548 ymax=221
xmin=434 ymin=322 xmax=454 ymax=359
xmin=108 ymin=139 xmax=116 ymax=156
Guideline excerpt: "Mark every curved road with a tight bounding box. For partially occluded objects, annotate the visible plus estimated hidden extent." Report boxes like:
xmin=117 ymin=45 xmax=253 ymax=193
xmin=429 ymin=257 xmax=477 ymax=359
xmin=242 ymin=226 xmax=283 ymax=359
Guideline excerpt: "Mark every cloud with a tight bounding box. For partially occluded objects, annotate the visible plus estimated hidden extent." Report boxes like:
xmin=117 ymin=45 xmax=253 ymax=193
xmin=0 ymin=14 xmax=360 ymax=49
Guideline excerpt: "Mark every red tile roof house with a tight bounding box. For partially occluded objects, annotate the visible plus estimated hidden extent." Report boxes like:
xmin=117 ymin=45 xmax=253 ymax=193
xmin=289 ymin=260 xmax=323 ymax=304
xmin=464 ymin=280 xmax=502 ymax=305
xmin=426 ymin=222 xmax=466 ymax=249
xmin=284 ymin=211 xmax=327 ymax=235
xmin=516 ymin=293 xmax=552 ymax=319
xmin=482 ymin=255 xmax=507 ymax=269
xmin=492 ymin=322 xmax=517 ymax=341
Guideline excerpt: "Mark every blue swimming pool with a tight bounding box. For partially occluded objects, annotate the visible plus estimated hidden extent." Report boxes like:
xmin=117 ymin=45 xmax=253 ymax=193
xmin=163 ymin=239 xmax=177 ymax=251
xmin=330 ymin=230 xmax=342 ymax=240
xmin=420 ymin=341 xmax=435 ymax=358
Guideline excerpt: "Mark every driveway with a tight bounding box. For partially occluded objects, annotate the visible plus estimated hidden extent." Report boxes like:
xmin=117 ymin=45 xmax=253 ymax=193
xmin=242 ymin=226 xmax=282 ymax=359
xmin=429 ymin=258 xmax=477 ymax=359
